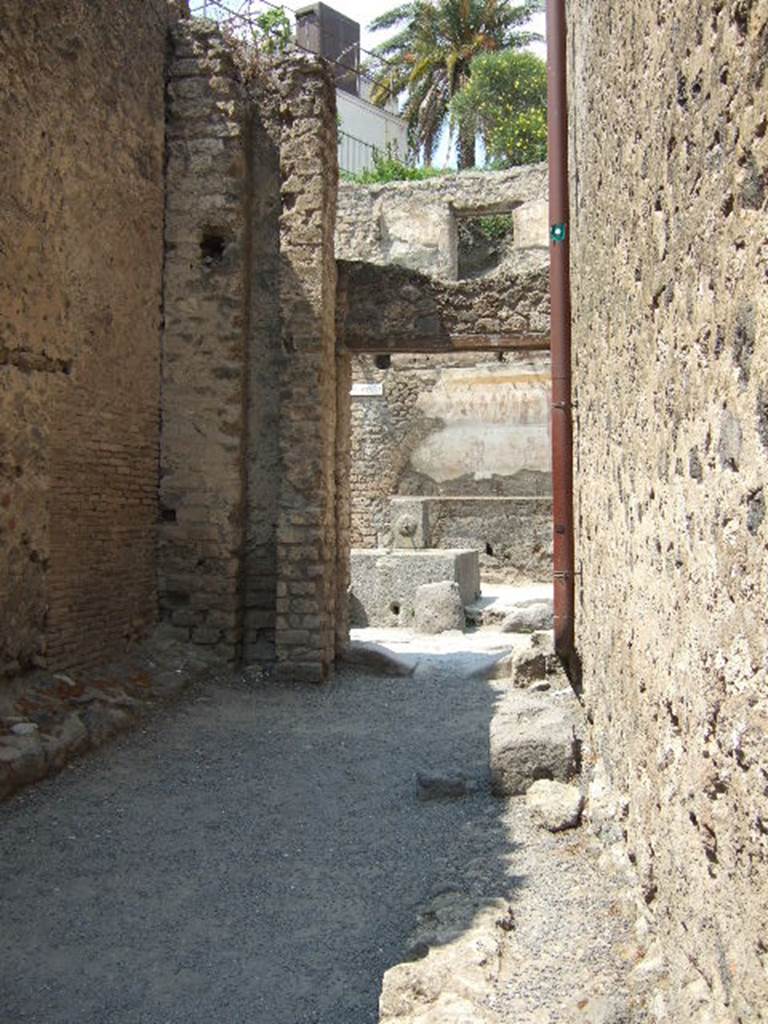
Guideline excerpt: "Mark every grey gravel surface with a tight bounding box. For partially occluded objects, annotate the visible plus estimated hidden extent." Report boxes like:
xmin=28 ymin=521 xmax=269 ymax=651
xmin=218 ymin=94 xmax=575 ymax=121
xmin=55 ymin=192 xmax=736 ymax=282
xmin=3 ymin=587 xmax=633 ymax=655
xmin=1 ymin=646 xmax=512 ymax=1024
xmin=489 ymin=800 xmax=637 ymax=1023
xmin=0 ymin=634 xmax=636 ymax=1024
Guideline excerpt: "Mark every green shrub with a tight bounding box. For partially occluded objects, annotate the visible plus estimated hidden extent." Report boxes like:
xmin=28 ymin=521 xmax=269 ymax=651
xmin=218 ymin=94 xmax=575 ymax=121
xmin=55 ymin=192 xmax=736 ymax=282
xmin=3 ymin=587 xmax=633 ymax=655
xmin=342 ymin=145 xmax=446 ymax=184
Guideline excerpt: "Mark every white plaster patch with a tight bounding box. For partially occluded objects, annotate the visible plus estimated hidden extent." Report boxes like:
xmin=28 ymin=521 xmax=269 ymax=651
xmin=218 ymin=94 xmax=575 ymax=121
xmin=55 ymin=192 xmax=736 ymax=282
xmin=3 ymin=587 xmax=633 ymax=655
xmin=410 ymin=422 xmax=551 ymax=482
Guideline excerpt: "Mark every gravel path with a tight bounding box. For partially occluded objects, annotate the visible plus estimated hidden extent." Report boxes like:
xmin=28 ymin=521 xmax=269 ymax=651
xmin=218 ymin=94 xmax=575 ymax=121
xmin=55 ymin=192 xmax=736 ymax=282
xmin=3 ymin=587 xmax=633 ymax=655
xmin=0 ymin=633 xmax=634 ymax=1024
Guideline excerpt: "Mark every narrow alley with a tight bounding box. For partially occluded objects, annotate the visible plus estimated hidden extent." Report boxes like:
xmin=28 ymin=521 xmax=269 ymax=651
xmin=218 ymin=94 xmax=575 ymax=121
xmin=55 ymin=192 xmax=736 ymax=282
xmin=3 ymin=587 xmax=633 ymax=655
xmin=1 ymin=634 xmax=634 ymax=1024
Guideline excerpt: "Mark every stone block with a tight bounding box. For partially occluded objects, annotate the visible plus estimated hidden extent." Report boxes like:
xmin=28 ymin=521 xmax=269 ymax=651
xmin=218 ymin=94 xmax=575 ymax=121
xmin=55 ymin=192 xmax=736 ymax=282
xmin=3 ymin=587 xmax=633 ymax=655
xmin=490 ymin=689 xmax=582 ymax=796
xmin=350 ymin=548 xmax=480 ymax=627
xmin=379 ymin=891 xmax=507 ymax=1024
xmin=414 ymin=581 xmax=465 ymax=634
xmin=500 ymin=598 xmax=554 ymax=633
xmin=513 ymin=197 xmax=548 ymax=249
xmin=526 ymin=779 xmax=584 ymax=831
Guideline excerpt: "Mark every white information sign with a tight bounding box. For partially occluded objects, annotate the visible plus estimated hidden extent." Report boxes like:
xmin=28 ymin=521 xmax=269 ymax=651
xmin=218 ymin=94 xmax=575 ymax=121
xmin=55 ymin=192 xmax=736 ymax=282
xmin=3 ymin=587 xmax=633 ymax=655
xmin=350 ymin=382 xmax=385 ymax=397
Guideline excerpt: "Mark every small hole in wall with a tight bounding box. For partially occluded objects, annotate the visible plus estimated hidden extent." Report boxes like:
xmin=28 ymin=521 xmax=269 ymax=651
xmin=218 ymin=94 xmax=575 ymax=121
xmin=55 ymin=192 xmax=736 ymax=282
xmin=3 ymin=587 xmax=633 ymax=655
xmin=390 ymin=602 xmax=401 ymax=616
xmin=161 ymin=507 xmax=177 ymax=523
xmin=375 ymin=354 xmax=391 ymax=370
xmin=485 ymin=543 xmax=494 ymax=556
xmin=200 ymin=230 xmax=227 ymax=266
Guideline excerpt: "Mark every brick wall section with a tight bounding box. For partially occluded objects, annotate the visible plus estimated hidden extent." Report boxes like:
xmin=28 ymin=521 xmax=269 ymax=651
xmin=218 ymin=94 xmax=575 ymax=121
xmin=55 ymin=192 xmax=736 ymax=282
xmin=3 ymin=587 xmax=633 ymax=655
xmin=160 ymin=21 xmax=251 ymax=657
xmin=274 ymin=58 xmax=339 ymax=682
xmin=0 ymin=0 xmax=167 ymax=676
xmin=570 ymin=2 xmax=768 ymax=1019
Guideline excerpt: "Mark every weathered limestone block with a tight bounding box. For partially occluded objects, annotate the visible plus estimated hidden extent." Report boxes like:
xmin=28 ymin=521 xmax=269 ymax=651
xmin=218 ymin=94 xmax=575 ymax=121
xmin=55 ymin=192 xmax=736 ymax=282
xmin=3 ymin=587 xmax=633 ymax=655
xmin=526 ymin=779 xmax=584 ymax=832
xmin=500 ymin=599 xmax=554 ymax=633
xmin=414 ymin=581 xmax=466 ymax=634
xmin=481 ymin=631 xmax=559 ymax=685
xmin=0 ymin=734 xmax=47 ymax=799
xmin=490 ymin=689 xmax=582 ymax=797
xmin=349 ymin=549 xmax=480 ymax=628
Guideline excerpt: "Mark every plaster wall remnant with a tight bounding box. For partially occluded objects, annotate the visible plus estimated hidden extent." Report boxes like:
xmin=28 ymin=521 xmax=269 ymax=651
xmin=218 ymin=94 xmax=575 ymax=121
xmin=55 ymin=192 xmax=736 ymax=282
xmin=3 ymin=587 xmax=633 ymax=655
xmin=0 ymin=0 xmax=168 ymax=676
xmin=348 ymin=353 xmax=551 ymax=580
xmin=569 ymin=2 xmax=768 ymax=1019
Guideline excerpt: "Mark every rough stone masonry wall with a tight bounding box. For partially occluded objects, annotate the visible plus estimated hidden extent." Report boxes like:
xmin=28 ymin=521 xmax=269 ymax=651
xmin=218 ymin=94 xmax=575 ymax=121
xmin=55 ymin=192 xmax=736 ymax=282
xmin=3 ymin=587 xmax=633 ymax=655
xmin=336 ymin=167 xmax=548 ymax=280
xmin=161 ymin=22 xmax=339 ymax=676
xmin=0 ymin=0 xmax=167 ymax=676
xmin=161 ymin=21 xmax=254 ymax=658
xmin=161 ymin=21 xmax=289 ymax=661
xmin=569 ymin=2 xmax=768 ymax=1020
xmin=274 ymin=59 xmax=340 ymax=682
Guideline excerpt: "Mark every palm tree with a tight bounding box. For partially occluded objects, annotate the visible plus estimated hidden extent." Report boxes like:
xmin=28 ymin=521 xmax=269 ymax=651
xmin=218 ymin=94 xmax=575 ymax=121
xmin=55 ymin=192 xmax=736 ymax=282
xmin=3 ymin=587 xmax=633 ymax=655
xmin=367 ymin=0 xmax=542 ymax=169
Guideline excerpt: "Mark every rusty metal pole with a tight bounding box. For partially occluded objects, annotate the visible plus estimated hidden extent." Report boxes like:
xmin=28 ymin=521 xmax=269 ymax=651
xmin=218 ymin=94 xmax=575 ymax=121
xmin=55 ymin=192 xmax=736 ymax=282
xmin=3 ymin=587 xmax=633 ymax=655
xmin=547 ymin=0 xmax=576 ymax=670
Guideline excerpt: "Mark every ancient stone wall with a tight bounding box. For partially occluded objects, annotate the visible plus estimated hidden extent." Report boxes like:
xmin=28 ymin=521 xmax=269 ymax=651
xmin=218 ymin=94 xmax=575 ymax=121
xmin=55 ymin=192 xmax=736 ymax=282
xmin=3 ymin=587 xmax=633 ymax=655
xmin=337 ymin=168 xmax=552 ymax=583
xmin=569 ymin=2 xmax=768 ymax=1019
xmin=337 ymin=259 xmax=550 ymax=353
xmin=160 ymin=24 xmax=339 ymax=678
xmin=336 ymin=167 xmax=548 ymax=280
xmin=273 ymin=58 xmax=340 ymax=682
xmin=349 ymin=353 xmax=551 ymax=580
xmin=160 ymin=21 xmax=256 ymax=658
xmin=0 ymin=0 xmax=168 ymax=675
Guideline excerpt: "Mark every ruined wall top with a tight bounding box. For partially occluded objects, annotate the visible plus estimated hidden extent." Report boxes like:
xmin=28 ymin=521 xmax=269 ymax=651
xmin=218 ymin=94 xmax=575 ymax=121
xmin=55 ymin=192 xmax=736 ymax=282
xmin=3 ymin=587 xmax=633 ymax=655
xmin=336 ymin=165 xmax=548 ymax=280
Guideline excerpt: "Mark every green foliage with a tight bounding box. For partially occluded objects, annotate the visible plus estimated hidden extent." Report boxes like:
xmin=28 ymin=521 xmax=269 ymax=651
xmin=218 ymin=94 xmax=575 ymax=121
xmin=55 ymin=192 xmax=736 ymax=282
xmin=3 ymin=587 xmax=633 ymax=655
xmin=366 ymin=0 xmax=543 ymax=169
xmin=342 ymin=144 xmax=446 ymax=184
xmin=451 ymin=49 xmax=547 ymax=166
xmin=252 ymin=6 xmax=292 ymax=55
xmin=474 ymin=213 xmax=514 ymax=240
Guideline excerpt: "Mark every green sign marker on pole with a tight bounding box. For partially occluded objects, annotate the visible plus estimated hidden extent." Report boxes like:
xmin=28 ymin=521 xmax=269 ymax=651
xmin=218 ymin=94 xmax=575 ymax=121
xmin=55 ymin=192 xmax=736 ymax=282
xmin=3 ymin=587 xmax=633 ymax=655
xmin=550 ymin=223 xmax=567 ymax=244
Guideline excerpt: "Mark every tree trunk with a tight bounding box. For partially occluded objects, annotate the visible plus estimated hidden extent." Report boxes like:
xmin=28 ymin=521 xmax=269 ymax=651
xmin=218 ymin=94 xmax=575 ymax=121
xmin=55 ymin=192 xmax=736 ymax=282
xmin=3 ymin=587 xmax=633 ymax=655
xmin=456 ymin=124 xmax=476 ymax=169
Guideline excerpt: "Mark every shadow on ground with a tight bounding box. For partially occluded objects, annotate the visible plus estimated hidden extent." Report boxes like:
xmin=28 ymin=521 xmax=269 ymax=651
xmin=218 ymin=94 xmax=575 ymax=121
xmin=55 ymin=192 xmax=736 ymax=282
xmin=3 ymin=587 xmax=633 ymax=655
xmin=0 ymin=645 xmax=522 ymax=1024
